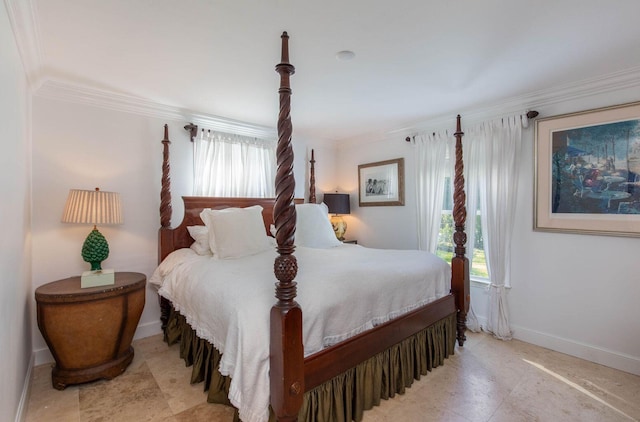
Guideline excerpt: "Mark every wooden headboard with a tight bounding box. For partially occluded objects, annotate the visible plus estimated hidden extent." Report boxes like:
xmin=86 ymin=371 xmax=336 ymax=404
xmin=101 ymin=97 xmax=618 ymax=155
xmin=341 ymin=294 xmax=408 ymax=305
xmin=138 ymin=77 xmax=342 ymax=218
xmin=158 ymin=196 xmax=304 ymax=262
xmin=157 ymin=122 xmax=311 ymax=263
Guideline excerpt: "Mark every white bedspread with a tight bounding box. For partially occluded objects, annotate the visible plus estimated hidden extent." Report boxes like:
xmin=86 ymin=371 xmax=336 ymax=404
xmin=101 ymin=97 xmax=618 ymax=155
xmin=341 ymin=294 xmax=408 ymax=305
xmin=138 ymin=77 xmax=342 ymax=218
xmin=150 ymin=244 xmax=450 ymax=422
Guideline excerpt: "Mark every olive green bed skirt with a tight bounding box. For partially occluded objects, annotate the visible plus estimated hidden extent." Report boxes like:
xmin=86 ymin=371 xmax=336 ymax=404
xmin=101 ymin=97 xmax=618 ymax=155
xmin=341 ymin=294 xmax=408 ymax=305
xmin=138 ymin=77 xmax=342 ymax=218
xmin=163 ymin=307 xmax=456 ymax=422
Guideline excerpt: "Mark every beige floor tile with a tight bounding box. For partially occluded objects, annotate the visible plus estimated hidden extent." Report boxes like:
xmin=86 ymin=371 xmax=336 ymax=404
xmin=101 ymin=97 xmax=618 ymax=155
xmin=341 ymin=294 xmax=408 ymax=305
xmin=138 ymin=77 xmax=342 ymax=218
xmin=363 ymin=379 xmax=472 ymax=422
xmin=134 ymin=334 xmax=177 ymax=359
xmin=490 ymin=368 xmax=634 ymax=422
xmin=458 ymin=330 xmax=488 ymax=348
xmin=495 ymin=339 xmax=640 ymax=420
xmin=78 ymin=361 xmax=173 ymax=422
xmin=25 ymin=364 xmax=81 ymax=422
xmin=415 ymin=355 xmax=514 ymax=421
xmin=145 ymin=347 xmax=209 ymax=414
xmin=173 ymin=401 xmax=235 ymax=422
xmin=25 ymin=331 xmax=640 ymax=422
xmin=526 ymin=351 xmax=640 ymax=419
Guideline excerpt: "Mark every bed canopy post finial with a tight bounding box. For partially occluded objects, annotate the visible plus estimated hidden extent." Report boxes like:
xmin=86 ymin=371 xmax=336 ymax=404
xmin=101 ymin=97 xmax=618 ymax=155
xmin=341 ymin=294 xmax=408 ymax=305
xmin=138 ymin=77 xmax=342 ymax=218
xmin=451 ymin=115 xmax=470 ymax=347
xmin=271 ymin=31 xmax=304 ymax=422
xmin=309 ymin=149 xmax=316 ymax=203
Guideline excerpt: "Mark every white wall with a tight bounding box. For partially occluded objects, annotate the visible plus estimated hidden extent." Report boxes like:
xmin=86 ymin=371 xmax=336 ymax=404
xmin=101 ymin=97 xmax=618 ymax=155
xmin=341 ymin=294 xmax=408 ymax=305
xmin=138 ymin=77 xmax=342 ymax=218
xmin=336 ymin=87 xmax=640 ymax=375
xmin=0 ymin=4 xmax=32 ymax=421
xmin=30 ymin=92 xmax=336 ymax=364
xmin=335 ymin=138 xmax=417 ymax=249
xmin=31 ymin=98 xmax=179 ymax=362
xmin=510 ymin=91 xmax=640 ymax=375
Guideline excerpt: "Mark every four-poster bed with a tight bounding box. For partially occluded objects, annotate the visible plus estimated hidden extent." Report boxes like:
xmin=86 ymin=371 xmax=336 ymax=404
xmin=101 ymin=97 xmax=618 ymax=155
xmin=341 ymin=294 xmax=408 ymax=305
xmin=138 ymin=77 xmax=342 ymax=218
xmin=154 ymin=32 xmax=470 ymax=422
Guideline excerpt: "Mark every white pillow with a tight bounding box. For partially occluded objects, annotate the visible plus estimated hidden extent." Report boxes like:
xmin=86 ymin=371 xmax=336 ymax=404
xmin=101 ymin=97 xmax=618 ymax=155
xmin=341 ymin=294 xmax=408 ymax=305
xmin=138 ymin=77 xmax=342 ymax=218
xmin=187 ymin=225 xmax=212 ymax=255
xmin=294 ymin=203 xmax=341 ymax=248
xmin=200 ymin=205 xmax=272 ymax=259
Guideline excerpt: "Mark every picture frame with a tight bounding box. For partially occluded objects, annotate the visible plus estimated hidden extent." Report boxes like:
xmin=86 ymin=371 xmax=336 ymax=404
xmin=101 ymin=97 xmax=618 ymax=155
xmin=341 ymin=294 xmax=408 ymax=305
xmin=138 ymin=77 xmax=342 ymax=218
xmin=358 ymin=158 xmax=405 ymax=206
xmin=534 ymin=101 xmax=640 ymax=237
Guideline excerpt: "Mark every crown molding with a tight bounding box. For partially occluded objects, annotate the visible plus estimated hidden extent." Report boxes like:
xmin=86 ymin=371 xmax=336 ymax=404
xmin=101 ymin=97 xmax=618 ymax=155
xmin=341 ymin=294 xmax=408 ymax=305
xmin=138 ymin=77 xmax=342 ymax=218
xmin=4 ymin=0 xmax=43 ymax=89
xmin=35 ymin=79 xmax=277 ymax=139
xmin=187 ymin=112 xmax=276 ymax=139
xmin=342 ymin=65 xmax=640 ymax=149
xmin=32 ymin=63 xmax=640 ymax=147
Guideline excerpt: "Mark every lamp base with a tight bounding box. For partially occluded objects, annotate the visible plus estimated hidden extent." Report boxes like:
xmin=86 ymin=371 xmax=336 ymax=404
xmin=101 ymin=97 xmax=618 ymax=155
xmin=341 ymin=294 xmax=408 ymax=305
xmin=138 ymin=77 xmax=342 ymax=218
xmin=81 ymin=269 xmax=115 ymax=288
xmin=330 ymin=215 xmax=347 ymax=241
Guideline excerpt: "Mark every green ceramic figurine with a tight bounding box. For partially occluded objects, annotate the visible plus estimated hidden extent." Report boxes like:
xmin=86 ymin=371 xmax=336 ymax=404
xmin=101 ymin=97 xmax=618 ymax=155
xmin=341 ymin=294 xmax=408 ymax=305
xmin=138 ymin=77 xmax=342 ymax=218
xmin=81 ymin=228 xmax=110 ymax=271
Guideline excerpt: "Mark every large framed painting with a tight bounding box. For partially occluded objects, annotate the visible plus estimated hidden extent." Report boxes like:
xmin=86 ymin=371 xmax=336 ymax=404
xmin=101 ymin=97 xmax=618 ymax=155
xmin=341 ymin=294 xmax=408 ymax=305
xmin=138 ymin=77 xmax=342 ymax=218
xmin=534 ymin=101 xmax=640 ymax=237
xmin=358 ymin=158 xmax=405 ymax=206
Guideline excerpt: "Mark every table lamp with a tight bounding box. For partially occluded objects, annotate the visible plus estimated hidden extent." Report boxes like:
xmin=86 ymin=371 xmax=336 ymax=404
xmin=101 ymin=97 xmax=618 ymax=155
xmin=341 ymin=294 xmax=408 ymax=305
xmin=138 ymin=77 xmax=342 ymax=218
xmin=323 ymin=193 xmax=351 ymax=241
xmin=61 ymin=188 xmax=123 ymax=288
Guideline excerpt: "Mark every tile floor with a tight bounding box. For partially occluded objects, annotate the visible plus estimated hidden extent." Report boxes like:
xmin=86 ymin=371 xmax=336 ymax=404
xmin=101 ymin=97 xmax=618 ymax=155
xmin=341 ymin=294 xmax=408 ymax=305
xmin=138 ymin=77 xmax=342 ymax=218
xmin=25 ymin=331 xmax=640 ymax=422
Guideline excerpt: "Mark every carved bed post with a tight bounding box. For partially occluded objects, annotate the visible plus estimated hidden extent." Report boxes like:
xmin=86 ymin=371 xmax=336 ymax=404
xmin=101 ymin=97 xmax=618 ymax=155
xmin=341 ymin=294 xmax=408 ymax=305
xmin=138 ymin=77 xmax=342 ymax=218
xmin=309 ymin=149 xmax=316 ymax=203
xmin=270 ymin=32 xmax=304 ymax=422
xmin=451 ymin=115 xmax=470 ymax=346
xmin=160 ymin=124 xmax=172 ymax=230
xmin=159 ymin=124 xmax=173 ymax=332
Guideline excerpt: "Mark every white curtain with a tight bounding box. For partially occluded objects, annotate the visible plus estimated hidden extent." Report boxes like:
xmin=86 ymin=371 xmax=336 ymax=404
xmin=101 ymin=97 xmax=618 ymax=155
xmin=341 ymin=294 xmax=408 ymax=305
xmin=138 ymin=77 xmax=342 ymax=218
xmin=414 ymin=113 xmax=529 ymax=338
xmin=467 ymin=114 xmax=528 ymax=340
xmin=415 ymin=128 xmax=481 ymax=332
xmin=193 ymin=130 xmax=276 ymax=197
xmin=414 ymin=131 xmax=451 ymax=252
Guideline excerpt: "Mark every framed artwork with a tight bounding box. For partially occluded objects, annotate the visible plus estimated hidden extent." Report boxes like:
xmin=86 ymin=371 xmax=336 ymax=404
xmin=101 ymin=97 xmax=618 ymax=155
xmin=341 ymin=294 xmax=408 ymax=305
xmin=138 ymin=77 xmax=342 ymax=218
xmin=358 ymin=158 xmax=405 ymax=206
xmin=534 ymin=101 xmax=640 ymax=237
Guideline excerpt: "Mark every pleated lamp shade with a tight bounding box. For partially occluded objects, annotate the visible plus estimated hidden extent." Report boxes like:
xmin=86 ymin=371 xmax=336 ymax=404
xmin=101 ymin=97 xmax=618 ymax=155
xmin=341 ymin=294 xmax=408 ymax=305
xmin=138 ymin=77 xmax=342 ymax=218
xmin=62 ymin=188 xmax=123 ymax=226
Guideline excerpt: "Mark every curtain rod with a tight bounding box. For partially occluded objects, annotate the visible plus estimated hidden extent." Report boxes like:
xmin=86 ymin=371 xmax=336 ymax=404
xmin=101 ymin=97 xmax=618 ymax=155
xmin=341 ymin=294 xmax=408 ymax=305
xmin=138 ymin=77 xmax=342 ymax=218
xmin=404 ymin=110 xmax=539 ymax=142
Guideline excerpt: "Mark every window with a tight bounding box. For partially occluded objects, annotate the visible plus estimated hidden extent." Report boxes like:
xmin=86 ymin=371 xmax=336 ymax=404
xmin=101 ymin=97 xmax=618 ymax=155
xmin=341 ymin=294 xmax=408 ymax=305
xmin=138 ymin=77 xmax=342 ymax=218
xmin=436 ymin=177 xmax=488 ymax=280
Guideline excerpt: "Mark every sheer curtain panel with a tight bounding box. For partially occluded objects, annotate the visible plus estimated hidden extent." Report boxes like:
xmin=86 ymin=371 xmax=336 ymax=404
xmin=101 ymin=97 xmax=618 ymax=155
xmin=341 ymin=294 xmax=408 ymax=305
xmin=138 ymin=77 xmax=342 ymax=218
xmin=415 ymin=129 xmax=481 ymax=332
xmin=193 ymin=130 xmax=276 ymax=197
xmin=461 ymin=132 xmax=483 ymax=334
xmin=414 ymin=131 xmax=451 ymax=252
xmin=468 ymin=113 xmax=528 ymax=340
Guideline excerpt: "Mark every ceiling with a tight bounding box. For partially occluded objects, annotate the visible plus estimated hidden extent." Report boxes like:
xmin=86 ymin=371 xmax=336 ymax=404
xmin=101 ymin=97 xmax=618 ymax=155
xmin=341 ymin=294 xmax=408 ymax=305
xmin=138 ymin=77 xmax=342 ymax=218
xmin=24 ymin=0 xmax=640 ymax=142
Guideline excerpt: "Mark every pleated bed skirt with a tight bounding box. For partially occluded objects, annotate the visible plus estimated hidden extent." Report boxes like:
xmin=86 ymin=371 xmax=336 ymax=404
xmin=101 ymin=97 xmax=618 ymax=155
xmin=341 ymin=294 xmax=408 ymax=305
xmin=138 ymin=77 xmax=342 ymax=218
xmin=164 ymin=307 xmax=456 ymax=422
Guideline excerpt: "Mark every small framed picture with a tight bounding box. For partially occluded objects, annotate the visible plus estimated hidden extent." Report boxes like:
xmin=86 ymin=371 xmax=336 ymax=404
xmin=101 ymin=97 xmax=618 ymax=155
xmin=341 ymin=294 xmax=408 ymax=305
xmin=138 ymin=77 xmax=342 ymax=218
xmin=534 ymin=101 xmax=640 ymax=237
xmin=358 ymin=158 xmax=405 ymax=207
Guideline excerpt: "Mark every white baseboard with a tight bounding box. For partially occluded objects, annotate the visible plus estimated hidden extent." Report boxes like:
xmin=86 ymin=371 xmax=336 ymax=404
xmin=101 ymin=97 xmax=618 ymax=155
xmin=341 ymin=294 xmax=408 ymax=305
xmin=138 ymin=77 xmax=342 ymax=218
xmin=34 ymin=347 xmax=53 ymax=367
xmin=133 ymin=319 xmax=163 ymax=341
xmin=14 ymin=353 xmax=34 ymax=422
xmin=34 ymin=320 xmax=163 ymax=366
xmin=510 ymin=324 xmax=640 ymax=376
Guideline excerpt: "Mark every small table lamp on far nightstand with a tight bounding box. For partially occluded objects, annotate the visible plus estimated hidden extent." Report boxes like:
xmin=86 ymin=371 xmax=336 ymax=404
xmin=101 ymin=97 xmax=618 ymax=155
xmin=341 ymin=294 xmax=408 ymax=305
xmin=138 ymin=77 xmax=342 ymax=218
xmin=323 ymin=192 xmax=351 ymax=241
xmin=62 ymin=188 xmax=123 ymax=288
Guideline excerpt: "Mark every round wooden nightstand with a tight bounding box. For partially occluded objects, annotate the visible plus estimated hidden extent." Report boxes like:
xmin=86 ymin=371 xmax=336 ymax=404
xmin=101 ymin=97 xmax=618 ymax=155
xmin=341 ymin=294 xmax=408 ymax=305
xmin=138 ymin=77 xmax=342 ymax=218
xmin=35 ymin=272 xmax=146 ymax=390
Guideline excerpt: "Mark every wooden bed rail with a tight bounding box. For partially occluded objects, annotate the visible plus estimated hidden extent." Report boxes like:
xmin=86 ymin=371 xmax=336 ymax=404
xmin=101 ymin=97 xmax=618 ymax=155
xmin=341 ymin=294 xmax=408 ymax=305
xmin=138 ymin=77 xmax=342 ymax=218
xmin=271 ymin=31 xmax=304 ymax=422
